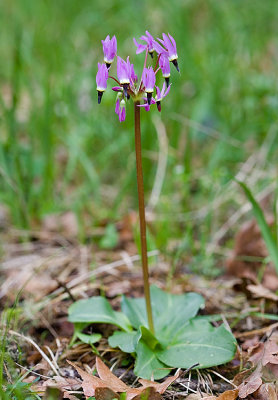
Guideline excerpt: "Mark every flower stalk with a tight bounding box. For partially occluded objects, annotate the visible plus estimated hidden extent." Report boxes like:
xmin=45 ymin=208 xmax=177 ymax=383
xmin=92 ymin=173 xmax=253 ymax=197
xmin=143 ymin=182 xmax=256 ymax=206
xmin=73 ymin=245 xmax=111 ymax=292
xmin=96 ymin=31 xmax=179 ymax=334
xmin=134 ymin=101 xmax=155 ymax=334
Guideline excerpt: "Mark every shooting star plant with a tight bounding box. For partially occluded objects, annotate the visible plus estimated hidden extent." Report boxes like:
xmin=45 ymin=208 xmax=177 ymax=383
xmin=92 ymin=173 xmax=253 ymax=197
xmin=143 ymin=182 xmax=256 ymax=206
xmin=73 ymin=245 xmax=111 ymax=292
xmin=68 ymin=32 xmax=237 ymax=380
xmin=96 ymin=31 xmax=180 ymax=334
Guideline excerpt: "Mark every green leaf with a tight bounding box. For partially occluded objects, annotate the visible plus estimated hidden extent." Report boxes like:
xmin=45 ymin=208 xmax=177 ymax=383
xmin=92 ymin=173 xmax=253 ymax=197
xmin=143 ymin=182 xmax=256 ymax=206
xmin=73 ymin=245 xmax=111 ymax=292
xmin=237 ymin=180 xmax=278 ymax=274
xmin=70 ymin=322 xmax=89 ymax=345
xmin=108 ymin=331 xmax=137 ymax=353
xmin=76 ymin=332 xmax=102 ymax=345
xmin=134 ymin=337 xmax=170 ymax=380
xmin=108 ymin=326 xmax=162 ymax=354
xmin=68 ymin=296 xmax=132 ymax=332
xmin=122 ymin=286 xmax=204 ymax=343
xmin=121 ymin=296 xmax=147 ymax=329
xmin=157 ymin=319 xmax=237 ymax=369
xmin=138 ymin=326 xmax=162 ymax=351
xmin=150 ymin=286 xmax=205 ymax=342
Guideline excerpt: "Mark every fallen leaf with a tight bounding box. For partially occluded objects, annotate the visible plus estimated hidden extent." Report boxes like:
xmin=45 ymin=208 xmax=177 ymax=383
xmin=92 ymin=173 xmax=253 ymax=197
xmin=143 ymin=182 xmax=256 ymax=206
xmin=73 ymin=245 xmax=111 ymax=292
xmin=226 ymin=220 xmax=268 ymax=279
xmin=68 ymin=357 xmax=179 ymax=400
xmin=96 ymin=356 xmax=128 ymax=392
xmin=63 ymin=392 xmax=79 ymax=400
xmin=30 ymin=375 xmax=81 ymax=400
xmin=95 ymin=387 xmax=120 ymax=400
xmin=185 ymin=394 xmax=215 ymax=400
xmin=242 ymin=336 xmax=260 ymax=350
xmin=216 ymin=389 xmax=239 ymax=400
xmin=233 ymin=368 xmax=254 ymax=386
xmin=247 ymin=284 xmax=278 ymax=301
xmin=249 ymin=337 xmax=278 ymax=366
xmin=67 ymin=360 xmax=107 ymax=397
xmin=237 ymin=335 xmax=278 ymax=397
xmin=132 ymin=387 xmax=161 ymax=400
xmin=226 ymin=218 xmax=278 ymax=291
xmin=238 ymin=367 xmax=262 ymax=398
xmin=186 ymin=392 xmax=238 ymax=400
xmin=138 ymin=370 xmax=180 ymax=393
xmin=253 ymin=383 xmax=277 ymax=400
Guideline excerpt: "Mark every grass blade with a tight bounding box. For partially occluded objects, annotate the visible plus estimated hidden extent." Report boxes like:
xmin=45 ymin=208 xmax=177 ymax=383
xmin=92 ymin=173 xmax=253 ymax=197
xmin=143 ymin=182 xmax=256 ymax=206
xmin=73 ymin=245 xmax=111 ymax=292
xmin=237 ymin=180 xmax=278 ymax=275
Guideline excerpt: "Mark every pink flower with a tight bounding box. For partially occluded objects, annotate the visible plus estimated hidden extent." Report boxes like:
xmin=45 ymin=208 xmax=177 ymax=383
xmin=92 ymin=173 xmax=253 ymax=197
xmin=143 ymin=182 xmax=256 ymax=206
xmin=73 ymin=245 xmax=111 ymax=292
xmin=159 ymin=54 xmax=171 ymax=87
xmin=115 ymin=99 xmax=126 ymax=122
xmin=142 ymin=66 xmax=155 ymax=92
xmin=117 ymin=56 xmax=131 ymax=84
xmin=112 ymin=86 xmax=123 ymax=92
xmin=102 ymin=35 xmax=117 ymax=67
xmin=96 ymin=32 xmax=179 ymax=120
xmin=133 ymin=31 xmax=155 ymax=57
xmin=152 ymin=39 xmax=168 ymax=57
xmin=127 ymin=58 xmax=137 ymax=84
xmin=117 ymin=56 xmax=133 ymax=97
xmin=142 ymin=67 xmax=156 ymax=104
xmin=155 ymin=83 xmax=171 ymax=112
xmin=158 ymin=33 xmax=179 ymax=71
xmin=137 ymin=97 xmax=156 ymax=112
xmin=96 ymin=63 xmax=109 ymax=104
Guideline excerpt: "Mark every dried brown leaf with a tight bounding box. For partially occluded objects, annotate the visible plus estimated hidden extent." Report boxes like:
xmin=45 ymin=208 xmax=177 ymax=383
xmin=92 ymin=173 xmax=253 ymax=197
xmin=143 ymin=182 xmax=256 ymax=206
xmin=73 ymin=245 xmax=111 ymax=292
xmin=43 ymin=376 xmax=81 ymax=392
xmin=249 ymin=337 xmax=278 ymax=366
xmin=96 ymin=357 xmax=128 ymax=392
xmin=67 ymin=360 xmax=106 ymax=397
xmin=216 ymin=390 xmax=239 ymax=400
xmin=238 ymin=367 xmax=262 ymax=398
xmin=138 ymin=370 xmax=180 ymax=393
xmin=95 ymin=387 xmax=120 ymax=400
xmin=68 ymin=358 xmax=180 ymax=400
xmin=247 ymin=284 xmax=278 ymax=301
xmin=132 ymin=387 xmax=161 ymax=400
xmin=63 ymin=392 xmax=80 ymax=400
xmin=185 ymin=394 xmax=215 ymax=400
xmin=242 ymin=336 xmax=260 ymax=350
xmin=226 ymin=218 xmax=278 ymax=291
xmin=253 ymin=383 xmax=277 ymax=400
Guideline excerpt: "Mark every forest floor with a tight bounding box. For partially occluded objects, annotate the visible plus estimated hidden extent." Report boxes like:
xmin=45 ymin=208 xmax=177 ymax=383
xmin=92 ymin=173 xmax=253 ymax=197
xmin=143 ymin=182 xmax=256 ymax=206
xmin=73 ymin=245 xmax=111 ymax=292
xmin=1 ymin=209 xmax=278 ymax=400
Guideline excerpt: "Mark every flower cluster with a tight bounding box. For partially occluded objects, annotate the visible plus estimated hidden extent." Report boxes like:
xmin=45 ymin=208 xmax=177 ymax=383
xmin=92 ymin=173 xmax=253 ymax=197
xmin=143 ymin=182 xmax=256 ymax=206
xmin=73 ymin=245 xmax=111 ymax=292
xmin=96 ymin=32 xmax=179 ymax=122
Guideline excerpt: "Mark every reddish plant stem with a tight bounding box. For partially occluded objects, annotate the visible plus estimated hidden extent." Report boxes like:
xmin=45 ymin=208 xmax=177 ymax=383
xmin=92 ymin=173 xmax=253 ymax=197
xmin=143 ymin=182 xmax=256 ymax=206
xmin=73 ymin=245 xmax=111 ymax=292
xmin=134 ymin=101 xmax=155 ymax=334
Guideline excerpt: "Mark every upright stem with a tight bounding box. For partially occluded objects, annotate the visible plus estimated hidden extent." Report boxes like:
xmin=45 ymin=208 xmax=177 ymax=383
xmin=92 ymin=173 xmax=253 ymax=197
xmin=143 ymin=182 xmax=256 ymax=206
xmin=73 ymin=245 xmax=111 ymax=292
xmin=134 ymin=101 xmax=155 ymax=334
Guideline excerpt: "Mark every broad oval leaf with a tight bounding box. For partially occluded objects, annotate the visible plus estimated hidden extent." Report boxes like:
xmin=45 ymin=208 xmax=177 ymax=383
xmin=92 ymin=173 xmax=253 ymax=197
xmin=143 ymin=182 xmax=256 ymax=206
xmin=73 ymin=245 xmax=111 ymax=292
xmin=150 ymin=286 xmax=205 ymax=342
xmin=156 ymin=320 xmax=237 ymax=369
xmin=121 ymin=286 xmax=205 ymax=342
xmin=108 ymin=331 xmax=138 ymax=353
xmin=121 ymin=296 xmax=147 ymax=329
xmin=134 ymin=338 xmax=170 ymax=380
xmin=68 ymin=296 xmax=132 ymax=332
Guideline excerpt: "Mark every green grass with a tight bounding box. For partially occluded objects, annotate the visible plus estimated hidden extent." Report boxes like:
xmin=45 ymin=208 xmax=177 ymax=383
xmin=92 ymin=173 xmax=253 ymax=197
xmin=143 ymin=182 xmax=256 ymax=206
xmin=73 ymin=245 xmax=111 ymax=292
xmin=0 ymin=0 xmax=277 ymax=268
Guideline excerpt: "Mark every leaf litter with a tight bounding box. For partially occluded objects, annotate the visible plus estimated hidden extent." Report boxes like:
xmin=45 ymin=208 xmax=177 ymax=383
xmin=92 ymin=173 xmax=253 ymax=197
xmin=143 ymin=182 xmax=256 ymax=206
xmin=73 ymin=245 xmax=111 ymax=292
xmin=1 ymin=213 xmax=278 ymax=398
xmin=67 ymin=357 xmax=179 ymax=400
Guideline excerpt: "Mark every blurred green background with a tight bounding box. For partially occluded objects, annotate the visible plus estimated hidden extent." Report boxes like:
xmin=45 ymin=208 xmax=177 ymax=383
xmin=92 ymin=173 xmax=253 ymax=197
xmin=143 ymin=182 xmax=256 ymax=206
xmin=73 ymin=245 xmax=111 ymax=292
xmin=0 ymin=0 xmax=277 ymax=273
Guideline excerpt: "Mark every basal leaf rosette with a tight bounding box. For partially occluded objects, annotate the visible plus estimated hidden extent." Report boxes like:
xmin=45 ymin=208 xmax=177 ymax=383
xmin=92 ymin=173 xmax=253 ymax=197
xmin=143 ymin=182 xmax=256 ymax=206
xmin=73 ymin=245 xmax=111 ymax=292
xmin=68 ymin=286 xmax=237 ymax=379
